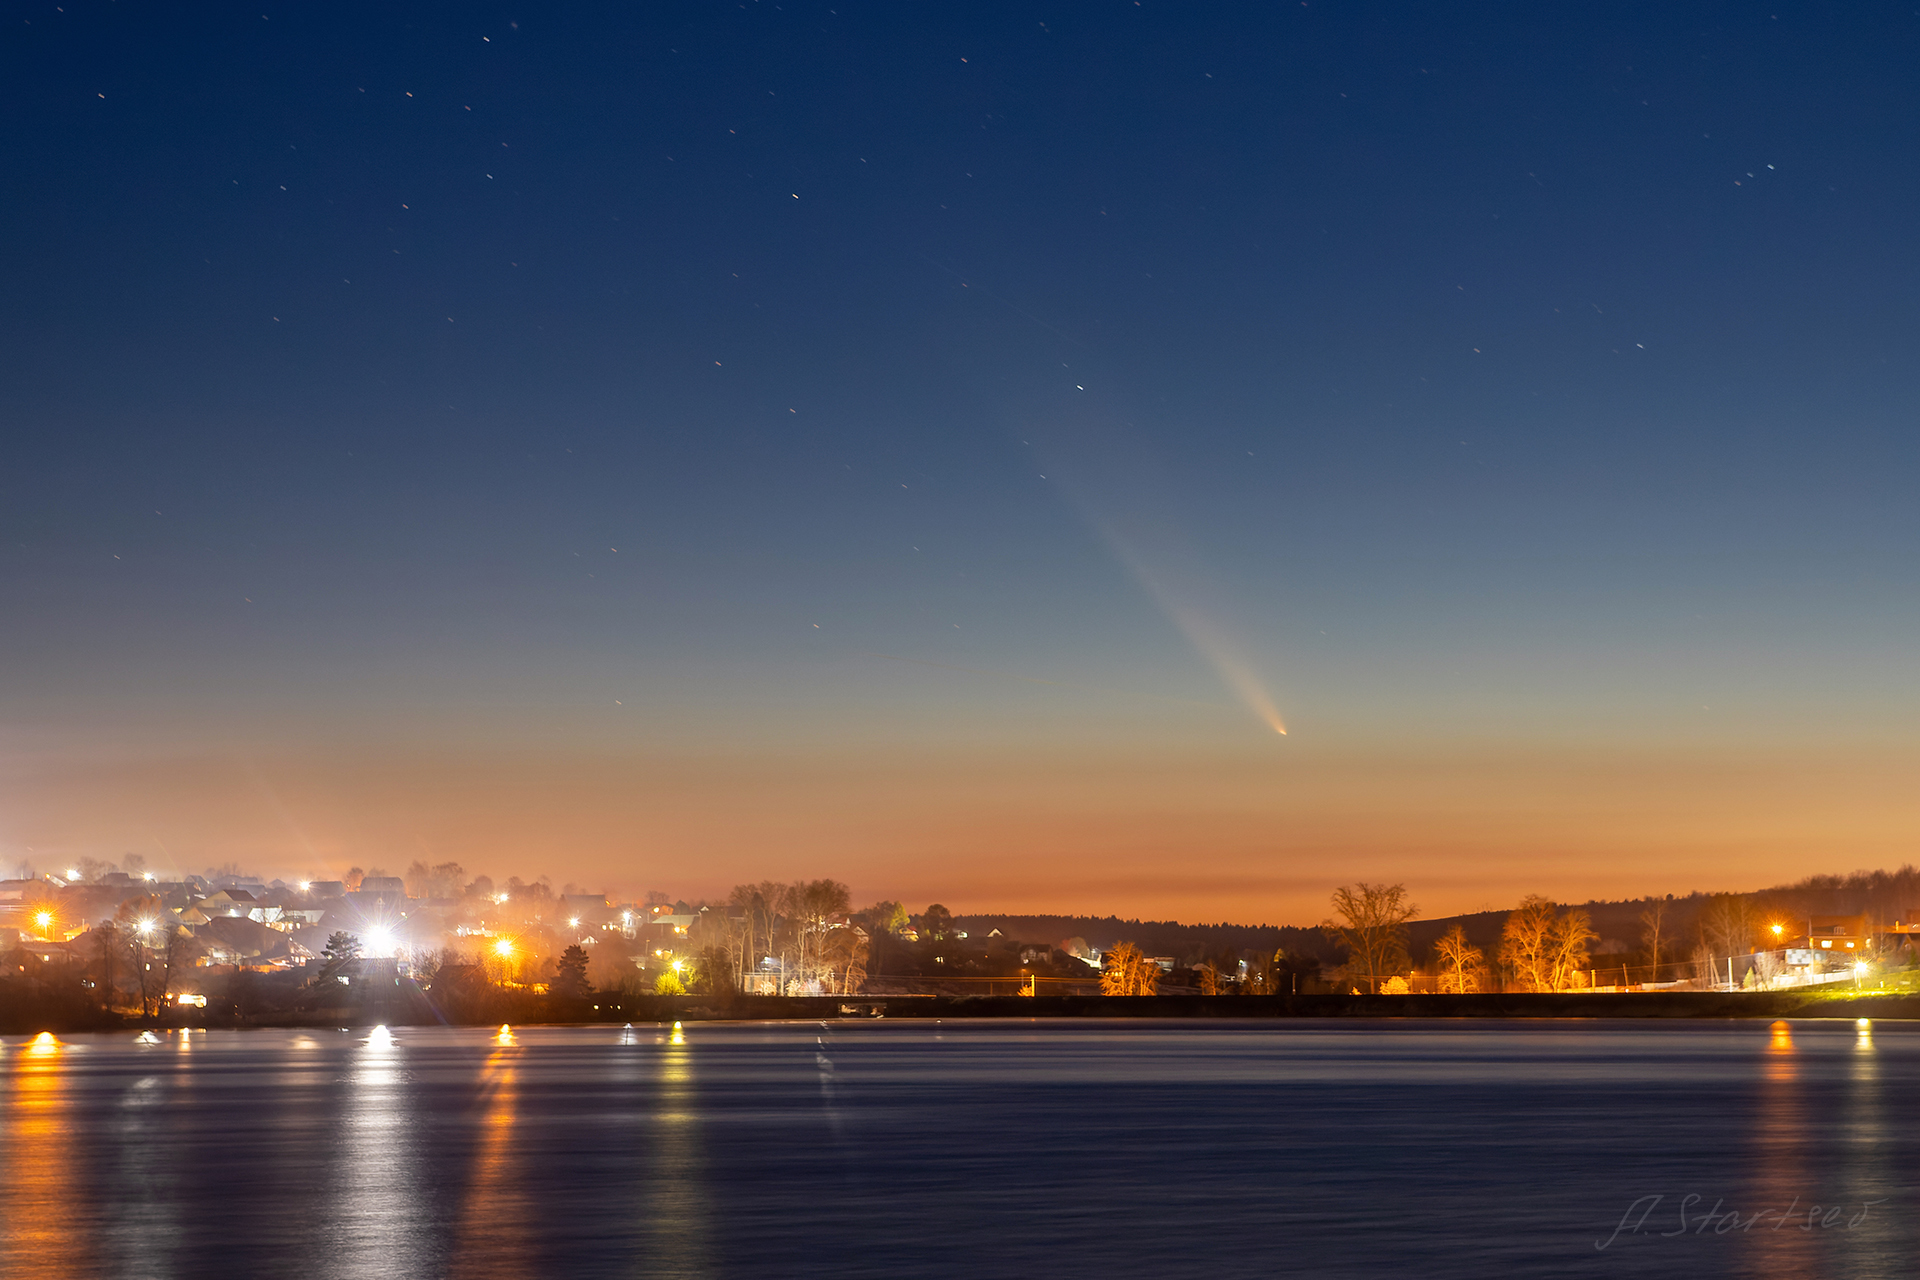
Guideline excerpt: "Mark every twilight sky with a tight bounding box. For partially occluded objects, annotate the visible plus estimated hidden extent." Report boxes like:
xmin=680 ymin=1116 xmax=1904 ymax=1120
xmin=4 ymin=3 xmax=1918 ymax=921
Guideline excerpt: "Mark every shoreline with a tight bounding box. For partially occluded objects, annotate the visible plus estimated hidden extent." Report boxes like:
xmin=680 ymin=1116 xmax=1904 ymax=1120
xmin=8 ymin=988 xmax=1918 ymax=1035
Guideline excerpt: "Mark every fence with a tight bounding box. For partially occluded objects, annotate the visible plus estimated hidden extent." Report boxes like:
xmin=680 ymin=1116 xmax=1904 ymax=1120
xmin=1576 ymin=948 xmax=1866 ymax=994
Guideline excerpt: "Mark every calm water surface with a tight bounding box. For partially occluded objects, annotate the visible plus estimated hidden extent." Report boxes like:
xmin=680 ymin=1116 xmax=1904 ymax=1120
xmin=1 ymin=1018 xmax=1912 ymax=1278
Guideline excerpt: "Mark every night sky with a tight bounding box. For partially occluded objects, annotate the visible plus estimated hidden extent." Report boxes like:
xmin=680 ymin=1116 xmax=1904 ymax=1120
xmin=5 ymin=3 xmax=1918 ymax=919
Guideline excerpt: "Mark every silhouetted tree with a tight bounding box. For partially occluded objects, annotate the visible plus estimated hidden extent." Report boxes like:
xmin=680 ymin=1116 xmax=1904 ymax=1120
xmin=1322 ymin=883 xmax=1418 ymax=994
xmin=1638 ymin=901 xmax=1670 ymax=979
xmin=317 ymin=931 xmax=361 ymax=985
xmin=92 ymin=921 xmax=123 ymax=1011
xmin=553 ymin=945 xmax=590 ymax=1005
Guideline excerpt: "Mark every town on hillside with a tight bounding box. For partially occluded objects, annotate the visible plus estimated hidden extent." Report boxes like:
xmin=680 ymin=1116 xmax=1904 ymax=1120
xmin=4 ymin=859 xmax=1918 ymax=1024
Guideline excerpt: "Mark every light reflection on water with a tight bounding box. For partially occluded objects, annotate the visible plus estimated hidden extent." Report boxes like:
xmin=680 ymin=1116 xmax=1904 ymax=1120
xmin=446 ymin=1042 xmax=531 ymax=1279
xmin=0 ymin=1019 xmax=1912 ymax=1279
xmin=320 ymin=1026 xmax=435 ymax=1280
xmin=1 ymin=1033 xmax=93 ymax=1278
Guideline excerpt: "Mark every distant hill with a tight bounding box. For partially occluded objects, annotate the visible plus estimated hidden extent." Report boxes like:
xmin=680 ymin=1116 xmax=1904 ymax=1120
xmin=959 ymin=864 xmax=1920 ymax=969
xmin=951 ymin=914 xmax=1341 ymax=964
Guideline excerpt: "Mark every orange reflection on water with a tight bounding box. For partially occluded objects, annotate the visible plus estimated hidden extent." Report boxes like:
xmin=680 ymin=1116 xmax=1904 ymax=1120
xmin=643 ymin=1032 xmax=714 ymax=1276
xmin=0 ymin=1034 xmax=96 ymax=1278
xmin=447 ymin=1046 xmax=532 ymax=1279
xmin=1745 ymin=1019 xmax=1814 ymax=1278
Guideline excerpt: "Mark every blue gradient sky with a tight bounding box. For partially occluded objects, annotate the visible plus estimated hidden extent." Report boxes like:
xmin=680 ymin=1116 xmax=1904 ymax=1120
xmin=4 ymin=3 xmax=1918 ymax=919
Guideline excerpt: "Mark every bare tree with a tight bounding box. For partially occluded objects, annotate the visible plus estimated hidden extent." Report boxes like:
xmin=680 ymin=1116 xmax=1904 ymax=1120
xmin=822 ymin=925 xmax=869 ymax=994
xmin=1548 ymin=907 xmax=1597 ymax=992
xmin=93 ymin=921 xmax=124 ymax=1011
xmin=115 ymin=896 xmax=167 ymax=1016
xmin=1638 ymin=901 xmax=1670 ymax=980
xmin=1321 ymin=883 xmax=1418 ymax=994
xmin=786 ymin=879 xmax=852 ymax=990
xmin=1500 ymin=897 xmax=1596 ymax=992
xmin=1434 ymin=925 xmax=1483 ymax=993
xmin=1501 ymin=897 xmax=1553 ymax=991
xmin=158 ymin=924 xmax=195 ymax=1009
xmin=729 ymin=881 xmax=788 ymax=992
xmin=1100 ymin=942 xmax=1159 ymax=996
xmin=1699 ymin=895 xmax=1758 ymax=966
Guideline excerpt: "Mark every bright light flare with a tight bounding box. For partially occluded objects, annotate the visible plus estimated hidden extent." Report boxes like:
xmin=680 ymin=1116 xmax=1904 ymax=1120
xmin=366 ymin=927 xmax=395 ymax=954
xmin=137 ymin=918 xmax=156 ymax=936
xmin=494 ymin=938 xmax=515 ymax=958
xmin=34 ymin=910 xmax=53 ymax=932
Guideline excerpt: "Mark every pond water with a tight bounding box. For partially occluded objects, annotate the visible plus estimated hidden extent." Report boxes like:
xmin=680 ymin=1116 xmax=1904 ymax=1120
xmin=1 ymin=1018 xmax=1912 ymax=1277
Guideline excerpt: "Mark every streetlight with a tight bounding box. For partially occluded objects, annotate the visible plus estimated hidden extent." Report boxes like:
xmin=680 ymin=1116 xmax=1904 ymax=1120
xmin=492 ymin=936 xmax=515 ymax=986
xmin=34 ymin=910 xmax=54 ymax=939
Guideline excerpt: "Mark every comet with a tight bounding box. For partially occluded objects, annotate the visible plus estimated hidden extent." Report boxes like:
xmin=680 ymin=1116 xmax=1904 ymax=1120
xmin=1094 ymin=518 xmax=1289 ymax=736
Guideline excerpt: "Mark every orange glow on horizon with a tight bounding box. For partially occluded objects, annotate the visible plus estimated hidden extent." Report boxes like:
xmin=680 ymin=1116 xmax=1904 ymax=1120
xmin=12 ymin=737 xmax=1920 ymax=923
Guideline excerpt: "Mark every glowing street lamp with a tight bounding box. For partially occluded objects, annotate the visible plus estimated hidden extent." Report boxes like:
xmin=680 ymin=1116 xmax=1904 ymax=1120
xmin=65 ymin=868 xmax=81 ymax=881
xmin=34 ymin=910 xmax=54 ymax=938
xmin=137 ymin=918 xmax=156 ymax=937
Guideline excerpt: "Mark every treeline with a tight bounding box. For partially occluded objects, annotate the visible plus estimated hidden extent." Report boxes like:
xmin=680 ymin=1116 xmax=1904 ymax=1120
xmin=952 ymin=914 xmax=1341 ymax=965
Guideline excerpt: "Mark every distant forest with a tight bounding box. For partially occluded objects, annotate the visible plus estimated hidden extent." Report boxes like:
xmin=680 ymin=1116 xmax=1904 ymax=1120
xmin=956 ymin=865 xmax=1920 ymax=968
xmin=951 ymin=915 xmax=1342 ymax=963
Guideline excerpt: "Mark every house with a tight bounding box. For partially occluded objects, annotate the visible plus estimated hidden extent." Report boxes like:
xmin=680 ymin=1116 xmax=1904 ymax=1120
xmin=196 ymin=889 xmax=259 ymax=918
xmin=560 ymin=894 xmax=614 ymax=928
xmin=1805 ymin=915 xmax=1870 ymax=953
xmin=196 ymin=916 xmax=308 ymax=968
